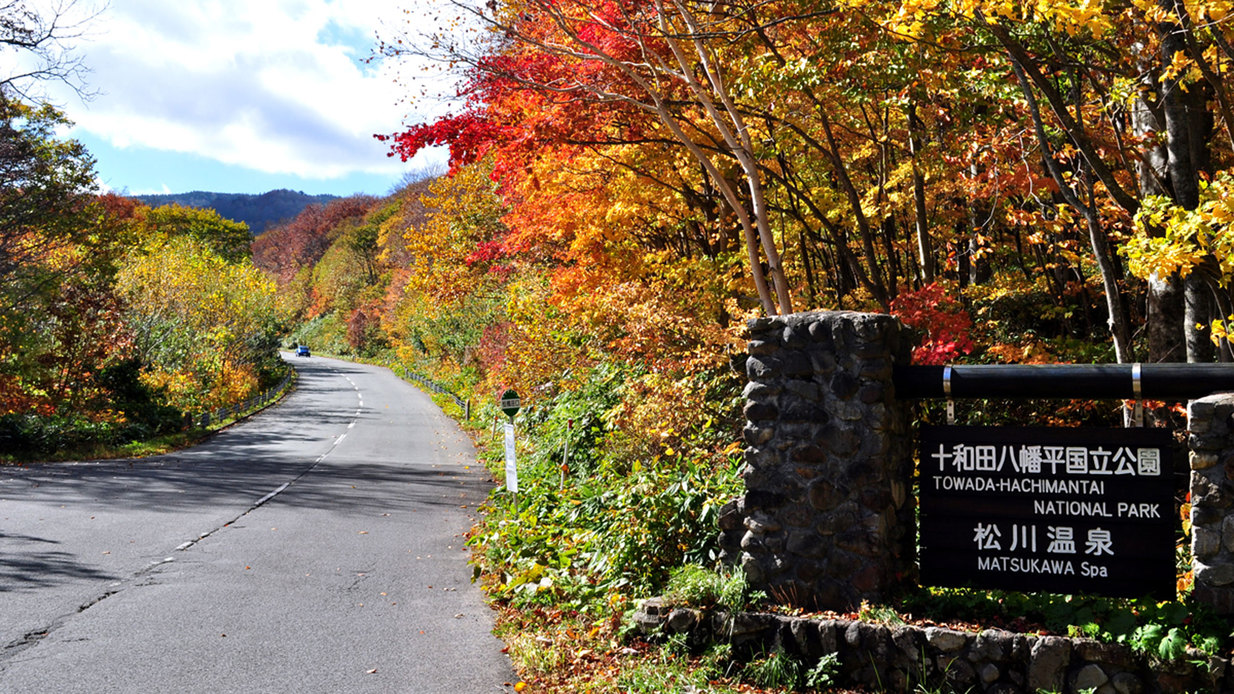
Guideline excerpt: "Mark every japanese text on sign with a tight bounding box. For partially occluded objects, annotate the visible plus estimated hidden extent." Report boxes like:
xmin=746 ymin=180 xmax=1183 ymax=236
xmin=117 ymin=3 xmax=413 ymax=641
xmin=931 ymin=443 xmax=1161 ymax=477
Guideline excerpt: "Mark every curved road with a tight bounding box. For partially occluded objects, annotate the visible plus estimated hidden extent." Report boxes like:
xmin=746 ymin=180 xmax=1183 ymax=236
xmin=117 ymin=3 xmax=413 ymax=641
xmin=0 ymin=355 xmax=517 ymax=693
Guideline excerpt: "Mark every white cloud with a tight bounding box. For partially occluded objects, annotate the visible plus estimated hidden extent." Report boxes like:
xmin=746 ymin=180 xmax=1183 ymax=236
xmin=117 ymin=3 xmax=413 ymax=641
xmin=57 ymin=0 xmax=450 ymax=182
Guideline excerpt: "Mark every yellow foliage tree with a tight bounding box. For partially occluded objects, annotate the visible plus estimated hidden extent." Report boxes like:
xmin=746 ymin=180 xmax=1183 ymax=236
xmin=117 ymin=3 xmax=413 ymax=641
xmin=116 ymin=235 xmax=282 ymax=411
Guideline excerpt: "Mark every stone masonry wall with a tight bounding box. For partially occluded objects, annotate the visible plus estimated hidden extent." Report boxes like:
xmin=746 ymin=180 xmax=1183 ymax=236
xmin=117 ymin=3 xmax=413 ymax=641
xmin=632 ymin=600 xmax=1230 ymax=693
xmin=719 ymin=311 xmax=915 ymax=610
xmin=1189 ymin=394 xmax=1234 ymax=614
xmin=699 ymin=312 xmax=1234 ymax=687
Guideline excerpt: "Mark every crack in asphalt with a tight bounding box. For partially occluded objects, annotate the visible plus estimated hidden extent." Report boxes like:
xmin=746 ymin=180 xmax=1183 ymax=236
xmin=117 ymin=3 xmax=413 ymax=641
xmin=0 ymin=584 xmax=123 ymax=666
xmin=0 ymin=473 xmax=311 ymax=668
xmin=0 ymin=375 xmax=365 ymax=672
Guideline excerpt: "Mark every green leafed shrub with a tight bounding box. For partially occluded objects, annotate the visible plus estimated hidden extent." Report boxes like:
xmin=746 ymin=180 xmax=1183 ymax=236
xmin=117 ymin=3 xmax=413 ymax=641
xmin=468 ymin=363 xmax=744 ymax=613
xmin=742 ymin=646 xmax=804 ymax=690
xmin=662 ymin=564 xmax=761 ymax=612
xmin=903 ymin=587 xmax=1231 ymax=661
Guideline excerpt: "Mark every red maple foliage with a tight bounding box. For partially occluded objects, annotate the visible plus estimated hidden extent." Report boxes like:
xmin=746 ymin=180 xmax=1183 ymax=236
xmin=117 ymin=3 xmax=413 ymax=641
xmin=889 ymin=283 xmax=975 ymax=365
xmin=252 ymin=196 xmax=379 ymax=281
xmin=378 ymin=112 xmax=506 ymax=175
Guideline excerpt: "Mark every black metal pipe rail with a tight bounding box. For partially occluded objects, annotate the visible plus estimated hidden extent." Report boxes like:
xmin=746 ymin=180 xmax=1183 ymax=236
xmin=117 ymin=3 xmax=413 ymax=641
xmin=893 ymin=363 xmax=1234 ymax=400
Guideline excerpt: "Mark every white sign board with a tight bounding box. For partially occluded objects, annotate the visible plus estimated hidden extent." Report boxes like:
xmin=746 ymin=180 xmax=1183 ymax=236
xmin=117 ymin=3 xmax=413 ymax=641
xmin=504 ymin=422 xmax=518 ymax=493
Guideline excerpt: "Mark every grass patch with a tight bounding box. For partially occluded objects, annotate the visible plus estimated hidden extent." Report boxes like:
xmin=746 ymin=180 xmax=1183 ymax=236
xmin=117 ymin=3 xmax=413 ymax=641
xmin=662 ymin=565 xmax=765 ymax=612
xmin=742 ymin=646 xmax=803 ymax=691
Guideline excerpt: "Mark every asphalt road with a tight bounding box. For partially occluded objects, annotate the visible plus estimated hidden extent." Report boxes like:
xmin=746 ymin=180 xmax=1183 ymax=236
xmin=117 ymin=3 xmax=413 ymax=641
xmin=0 ymin=355 xmax=518 ymax=693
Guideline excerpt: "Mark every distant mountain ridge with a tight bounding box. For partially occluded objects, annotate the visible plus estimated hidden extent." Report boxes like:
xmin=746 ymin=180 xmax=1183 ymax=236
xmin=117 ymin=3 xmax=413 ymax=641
xmin=135 ymin=189 xmax=339 ymax=234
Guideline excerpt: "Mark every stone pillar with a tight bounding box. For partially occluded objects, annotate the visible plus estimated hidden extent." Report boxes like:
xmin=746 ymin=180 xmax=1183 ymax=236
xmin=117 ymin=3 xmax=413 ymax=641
xmin=719 ymin=311 xmax=915 ymax=610
xmin=1188 ymin=394 xmax=1234 ymax=614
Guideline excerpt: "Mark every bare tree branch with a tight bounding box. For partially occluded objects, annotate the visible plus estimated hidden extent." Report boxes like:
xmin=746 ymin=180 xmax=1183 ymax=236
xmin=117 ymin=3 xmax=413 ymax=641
xmin=1 ymin=0 xmax=105 ymax=102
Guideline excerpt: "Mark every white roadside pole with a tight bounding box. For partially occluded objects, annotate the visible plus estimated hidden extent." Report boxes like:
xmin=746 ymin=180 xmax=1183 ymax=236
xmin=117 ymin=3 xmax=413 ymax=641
xmin=560 ymin=418 xmax=572 ymax=488
xmin=503 ymin=422 xmax=518 ymax=495
xmin=500 ymin=390 xmax=521 ymax=506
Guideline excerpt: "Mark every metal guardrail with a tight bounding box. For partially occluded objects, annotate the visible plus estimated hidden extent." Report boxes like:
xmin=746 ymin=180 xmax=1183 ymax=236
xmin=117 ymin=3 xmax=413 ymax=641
xmin=185 ymin=370 xmax=294 ymax=429
xmin=893 ymin=363 xmax=1234 ymax=400
xmin=399 ymin=367 xmax=471 ymax=419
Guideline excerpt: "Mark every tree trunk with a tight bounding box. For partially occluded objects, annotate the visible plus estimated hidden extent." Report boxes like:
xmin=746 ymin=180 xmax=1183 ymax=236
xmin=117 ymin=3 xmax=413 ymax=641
xmin=1009 ymin=56 xmax=1135 ymax=362
xmin=1186 ymin=274 xmax=1215 ymax=361
xmin=908 ymin=105 xmax=935 ymax=284
xmin=1160 ymin=0 xmax=1214 ymax=361
xmin=967 ymin=162 xmax=992 ymax=286
xmin=657 ymin=0 xmax=793 ymax=314
xmin=1084 ymin=210 xmax=1136 ymax=364
xmin=1133 ymin=65 xmax=1187 ymax=362
xmin=1147 ymin=274 xmax=1186 ymax=361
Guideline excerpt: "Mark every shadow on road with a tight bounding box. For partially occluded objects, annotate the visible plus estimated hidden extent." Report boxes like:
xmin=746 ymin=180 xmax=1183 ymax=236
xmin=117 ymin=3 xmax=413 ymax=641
xmin=0 ymin=358 xmax=494 ymax=517
xmin=1 ymin=442 xmax=490 ymax=516
xmin=0 ymin=537 xmax=117 ymax=593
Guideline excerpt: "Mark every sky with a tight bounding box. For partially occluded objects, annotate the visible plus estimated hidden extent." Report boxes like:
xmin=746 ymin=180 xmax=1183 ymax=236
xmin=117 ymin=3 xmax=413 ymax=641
xmin=33 ymin=0 xmax=452 ymax=197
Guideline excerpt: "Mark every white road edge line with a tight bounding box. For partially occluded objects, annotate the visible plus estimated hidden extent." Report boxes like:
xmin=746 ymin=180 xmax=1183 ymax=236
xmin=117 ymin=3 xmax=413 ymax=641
xmin=5 ymin=365 xmax=370 ymax=660
xmin=255 ymin=482 xmax=290 ymax=508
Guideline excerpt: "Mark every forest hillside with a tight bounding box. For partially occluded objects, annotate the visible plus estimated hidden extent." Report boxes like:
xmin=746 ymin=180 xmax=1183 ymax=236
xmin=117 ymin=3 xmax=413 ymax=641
xmin=136 ymin=189 xmax=339 ymax=234
xmin=8 ymin=0 xmax=1234 ymax=687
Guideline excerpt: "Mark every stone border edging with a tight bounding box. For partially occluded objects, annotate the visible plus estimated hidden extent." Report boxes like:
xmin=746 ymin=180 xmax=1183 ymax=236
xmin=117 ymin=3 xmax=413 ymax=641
xmin=633 ymin=598 xmax=1229 ymax=693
